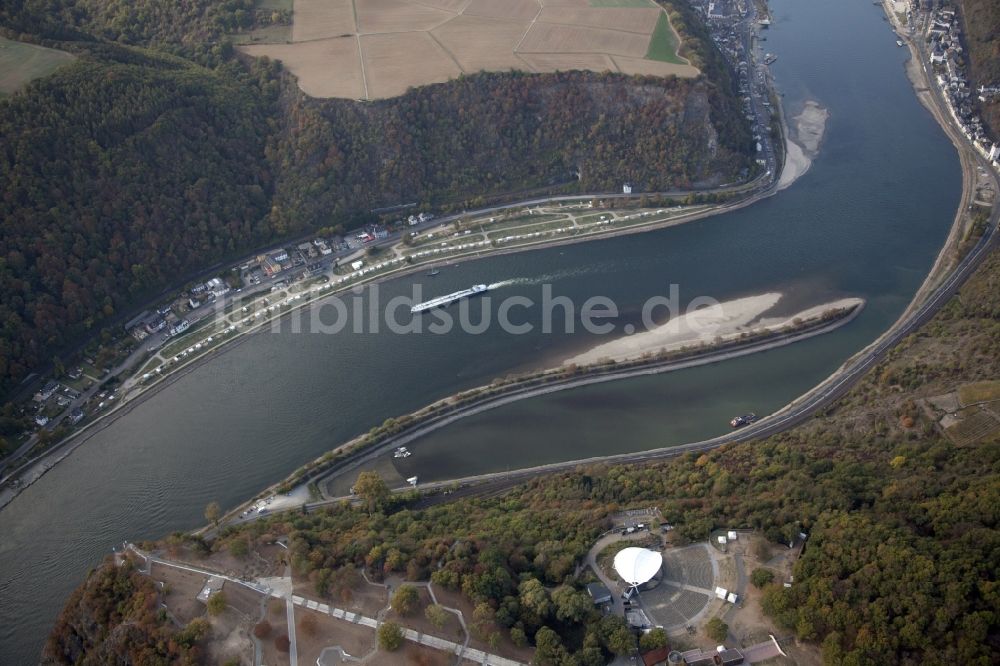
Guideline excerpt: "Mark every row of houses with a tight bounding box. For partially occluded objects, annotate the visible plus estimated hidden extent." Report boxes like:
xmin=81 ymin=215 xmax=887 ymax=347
xmin=124 ymin=310 xmax=169 ymax=342
xmin=923 ymin=6 xmax=1000 ymax=171
xmin=32 ymin=380 xmax=85 ymax=427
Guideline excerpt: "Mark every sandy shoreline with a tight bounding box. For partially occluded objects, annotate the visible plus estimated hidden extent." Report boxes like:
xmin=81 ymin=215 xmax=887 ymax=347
xmin=778 ymin=100 xmax=829 ymax=190
xmin=563 ymin=293 xmax=863 ymax=365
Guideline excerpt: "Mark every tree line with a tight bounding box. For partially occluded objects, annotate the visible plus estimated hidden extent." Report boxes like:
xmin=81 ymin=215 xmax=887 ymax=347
xmin=0 ymin=0 xmax=752 ymax=401
xmin=48 ymin=247 xmax=1000 ymax=663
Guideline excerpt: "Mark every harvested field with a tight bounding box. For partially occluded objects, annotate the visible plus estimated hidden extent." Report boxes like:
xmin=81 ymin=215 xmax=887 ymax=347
xmin=518 ymin=23 xmax=651 ymax=58
xmin=958 ymin=380 xmax=1000 ymax=406
xmin=291 ymin=0 xmax=355 ymax=41
xmin=537 ymin=7 xmax=660 ymax=33
xmin=591 ymin=0 xmax=656 ymax=7
xmin=361 ymin=32 xmax=462 ymax=98
xmin=463 ymin=0 xmax=541 ymax=22
xmin=518 ymin=52 xmax=617 ymax=73
xmin=356 ymin=0 xmax=454 ymax=33
xmin=242 ymin=38 xmax=364 ymax=99
xmin=432 ymin=16 xmax=530 ymax=72
xmin=613 ymin=55 xmax=699 ymax=77
xmin=239 ymin=0 xmax=694 ymax=99
xmin=417 ymin=0 xmax=473 ymax=10
xmin=0 ymin=37 xmax=75 ymax=95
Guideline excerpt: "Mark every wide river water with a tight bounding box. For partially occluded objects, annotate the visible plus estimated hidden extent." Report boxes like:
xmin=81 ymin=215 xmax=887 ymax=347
xmin=0 ymin=0 xmax=962 ymax=661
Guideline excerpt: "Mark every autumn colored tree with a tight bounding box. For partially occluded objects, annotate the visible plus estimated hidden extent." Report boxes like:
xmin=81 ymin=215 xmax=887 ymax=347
xmin=206 ymin=591 xmax=227 ymax=616
xmin=391 ymin=584 xmax=420 ymax=616
xmin=377 ymin=622 xmax=403 ymax=651
xmin=353 ymin=471 xmax=389 ymax=515
xmin=253 ymin=620 xmax=272 ymax=638
xmin=425 ymin=604 xmax=449 ymax=629
xmin=299 ymin=613 xmax=318 ymax=637
xmin=204 ymin=501 xmax=222 ymax=526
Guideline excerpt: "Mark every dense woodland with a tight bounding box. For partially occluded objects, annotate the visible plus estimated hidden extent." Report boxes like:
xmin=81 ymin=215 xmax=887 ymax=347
xmin=48 ymin=248 xmax=1000 ymax=663
xmin=0 ymin=0 xmax=751 ymax=400
xmin=0 ymin=0 xmax=287 ymax=45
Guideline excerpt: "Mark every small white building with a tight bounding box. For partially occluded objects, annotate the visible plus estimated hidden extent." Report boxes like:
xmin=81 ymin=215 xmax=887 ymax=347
xmin=351 ymin=260 xmax=364 ymax=271
xmin=622 ymin=183 xmax=633 ymax=194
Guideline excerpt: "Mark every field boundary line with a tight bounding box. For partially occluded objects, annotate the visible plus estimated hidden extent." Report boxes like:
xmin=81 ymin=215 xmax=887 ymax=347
xmin=426 ymin=29 xmax=467 ymax=74
xmin=534 ymin=17 xmax=657 ymax=37
xmin=406 ymin=0 xmax=465 ymax=15
xmin=352 ymin=0 xmax=370 ymax=102
xmin=513 ymin=3 xmax=543 ymax=53
xmin=513 ymin=52 xmax=539 ymax=72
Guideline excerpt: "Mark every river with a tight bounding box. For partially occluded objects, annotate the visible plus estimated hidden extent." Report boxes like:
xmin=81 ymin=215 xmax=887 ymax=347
xmin=0 ymin=0 xmax=961 ymax=661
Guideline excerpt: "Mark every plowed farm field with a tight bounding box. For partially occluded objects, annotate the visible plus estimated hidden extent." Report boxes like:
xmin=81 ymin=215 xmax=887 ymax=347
xmin=239 ymin=0 xmax=697 ymax=100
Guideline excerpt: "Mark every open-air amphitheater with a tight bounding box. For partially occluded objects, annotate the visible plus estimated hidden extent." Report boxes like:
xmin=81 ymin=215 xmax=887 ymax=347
xmin=644 ymin=544 xmax=718 ymax=629
xmin=241 ymin=0 xmax=699 ymax=100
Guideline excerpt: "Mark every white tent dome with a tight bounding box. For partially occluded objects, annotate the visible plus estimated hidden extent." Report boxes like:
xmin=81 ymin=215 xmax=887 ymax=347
xmin=613 ymin=547 xmax=661 ymax=586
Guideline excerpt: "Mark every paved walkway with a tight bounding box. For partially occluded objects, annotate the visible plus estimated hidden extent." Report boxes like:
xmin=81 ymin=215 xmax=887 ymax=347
xmin=128 ymin=544 xmax=524 ymax=666
xmin=284 ymin=564 xmax=299 ymax=666
xmin=741 ymin=635 xmax=787 ymax=663
xmin=583 ymin=529 xmax=652 ymax=616
xmin=288 ymin=593 xmax=523 ymax=665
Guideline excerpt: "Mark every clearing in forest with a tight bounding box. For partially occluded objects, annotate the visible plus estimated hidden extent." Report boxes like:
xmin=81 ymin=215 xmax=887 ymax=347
xmin=0 ymin=37 xmax=75 ymax=95
xmin=240 ymin=0 xmax=697 ymax=100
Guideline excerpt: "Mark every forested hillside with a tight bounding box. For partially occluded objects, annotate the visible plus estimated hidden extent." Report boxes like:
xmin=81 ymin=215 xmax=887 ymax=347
xmin=958 ymin=0 xmax=1000 ymax=133
xmin=0 ymin=0 xmax=751 ymax=399
xmin=0 ymin=46 xmax=281 ymax=388
xmin=267 ymin=71 xmax=745 ymax=234
xmin=0 ymin=0 xmax=287 ymax=45
xmin=48 ymin=247 xmax=1000 ymax=663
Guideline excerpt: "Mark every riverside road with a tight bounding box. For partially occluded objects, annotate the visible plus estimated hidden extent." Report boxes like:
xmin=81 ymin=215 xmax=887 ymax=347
xmin=231 ymin=176 xmax=998 ymax=523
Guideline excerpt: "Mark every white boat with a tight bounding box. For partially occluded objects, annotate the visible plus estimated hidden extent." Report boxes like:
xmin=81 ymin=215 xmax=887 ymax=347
xmin=410 ymin=284 xmax=490 ymax=313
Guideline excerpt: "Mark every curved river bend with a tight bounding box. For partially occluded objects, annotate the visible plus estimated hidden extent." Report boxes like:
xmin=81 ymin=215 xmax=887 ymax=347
xmin=0 ymin=0 xmax=962 ymax=661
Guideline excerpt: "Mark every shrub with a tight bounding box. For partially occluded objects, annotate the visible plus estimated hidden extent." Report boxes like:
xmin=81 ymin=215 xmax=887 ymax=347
xmin=206 ymin=592 xmax=226 ymax=616
xmin=750 ymin=567 xmax=775 ymax=589
xmin=705 ymin=617 xmax=729 ymax=642
xmin=299 ymin=613 xmax=318 ymax=636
